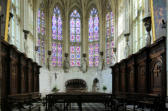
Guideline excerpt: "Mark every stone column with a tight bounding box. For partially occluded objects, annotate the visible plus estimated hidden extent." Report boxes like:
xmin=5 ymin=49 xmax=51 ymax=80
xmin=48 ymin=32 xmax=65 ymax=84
xmin=82 ymin=7 xmax=86 ymax=54
xmin=33 ymin=0 xmax=37 ymax=61
xmin=65 ymin=9 xmax=69 ymax=53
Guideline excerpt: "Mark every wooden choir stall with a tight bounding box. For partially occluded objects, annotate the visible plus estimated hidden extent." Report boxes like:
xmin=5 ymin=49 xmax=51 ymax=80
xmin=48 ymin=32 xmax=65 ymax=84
xmin=111 ymin=36 xmax=167 ymax=110
xmin=0 ymin=40 xmax=41 ymax=111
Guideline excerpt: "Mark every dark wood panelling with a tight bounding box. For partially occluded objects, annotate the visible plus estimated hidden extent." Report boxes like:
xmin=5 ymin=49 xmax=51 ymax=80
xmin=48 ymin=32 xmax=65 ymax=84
xmin=27 ymin=58 xmax=33 ymax=93
xmin=111 ymin=36 xmax=166 ymax=98
xmin=20 ymin=53 xmax=27 ymax=93
xmin=9 ymin=45 xmax=20 ymax=95
xmin=149 ymin=37 xmax=166 ymax=97
xmin=0 ymin=40 xmax=41 ymax=109
xmin=136 ymin=47 xmax=149 ymax=93
xmin=126 ymin=55 xmax=135 ymax=93
xmin=119 ymin=60 xmax=126 ymax=93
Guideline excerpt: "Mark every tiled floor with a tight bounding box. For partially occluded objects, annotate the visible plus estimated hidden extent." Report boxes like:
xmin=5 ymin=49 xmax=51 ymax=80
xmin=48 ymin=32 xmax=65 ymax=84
xmin=46 ymin=103 xmax=111 ymax=111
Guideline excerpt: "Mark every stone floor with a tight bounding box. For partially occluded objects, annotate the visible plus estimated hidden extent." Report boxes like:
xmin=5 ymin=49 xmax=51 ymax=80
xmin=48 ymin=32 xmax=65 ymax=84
xmin=12 ymin=103 xmax=110 ymax=111
xmin=11 ymin=103 xmax=157 ymax=111
xmin=46 ymin=103 xmax=111 ymax=111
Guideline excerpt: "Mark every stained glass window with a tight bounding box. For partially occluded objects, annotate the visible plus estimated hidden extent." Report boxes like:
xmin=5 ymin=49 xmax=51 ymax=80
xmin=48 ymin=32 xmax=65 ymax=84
xmin=52 ymin=7 xmax=63 ymax=66
xmin=88 ymin=8 xmax=99 ymax=67
xmin=37 ymin=9 xmax=45 ymax=65
xmin=106 ymin=12 xmax=115 ymax=65
xmin=37 ymin=10 xmax=41 ymax=33
xmin=70 ymin=10 xmax=81 ymax=66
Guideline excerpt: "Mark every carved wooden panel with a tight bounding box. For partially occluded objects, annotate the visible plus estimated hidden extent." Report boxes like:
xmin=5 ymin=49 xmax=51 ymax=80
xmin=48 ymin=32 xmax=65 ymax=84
xmin=112 ymin=64 xmax=120 ymax=95
xmin=150 ymin=58 xmax=162 ymax=92
xmin=1 ymin=41 xmax=10 ymax=97
xmin=111 ymin=37 xmax=166 ymax=98
xmin=37 ymin=65 xmax=41 ymax=92
xmin=27 ymin=59 xmax=33 ymax=92
xmin=119 ymin=60 xmax=126 ymax=93
xmin=20 ymin=54 xmax=27 ymax=93
xmin=9 ymin=45 xmax=19 ymax=95
xmin=136 ymin=47 xmax=149 ymax=93
xmin=127 ymin=55 xmax=135 ymax=92
xmin=149 ymin=37 xmax=166 ymax=97
xmin=33 ymin=63 xmax=37 ymax=92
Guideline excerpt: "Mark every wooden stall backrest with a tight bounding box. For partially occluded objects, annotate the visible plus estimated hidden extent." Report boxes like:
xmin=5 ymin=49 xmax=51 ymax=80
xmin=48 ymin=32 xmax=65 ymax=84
xmin=136 ymin=48 xmax=148 ymax=93
xmin=127 ymin=55 xmax=135 ymax=92
xmin=0 ymin=40 xmax=41 ymax=110
xmin=20 ymin=54 xmax=27 ymax=93
xmin=111 ymin=37 xmax=166 ymax=97
xmin=112 ymin=64 xmax=119 ymax=95
xmin=33 ymin=63 xmax=37 ymax=92
xmin=119 ymin=60 xmax=126 ymax=93
xmin=1 ymin=41 xmax=10 ymax=97
xmin=149 ymin=38 xmax=166 ymax=97
xmin=36 ymin=66 xmax=41 ymax=92
xmin=9 ymin=45 xmax=19 ymax=95
xmin=27 ymin=59 xmax=33 ymax=92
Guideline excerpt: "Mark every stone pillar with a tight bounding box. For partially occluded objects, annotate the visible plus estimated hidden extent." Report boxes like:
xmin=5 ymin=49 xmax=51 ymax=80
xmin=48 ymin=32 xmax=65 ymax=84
xmin=65 ymin=9 xmax=69 ymax=53
xmin=125 ymin=0 xmax=130 ymax=34
xmin=82 ymin=9 xmax=86 ymax=53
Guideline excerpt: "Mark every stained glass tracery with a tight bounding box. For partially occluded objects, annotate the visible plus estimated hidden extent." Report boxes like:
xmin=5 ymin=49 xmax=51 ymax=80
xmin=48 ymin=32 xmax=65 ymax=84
xmin=88 ymin=8 xmax=99 ymax=67
xmin=52 ymin=7 xmax=63 ymax=66
xmin=106 ymin=12 xmax=115 ymax=65
xmin=37 ymin=9 xmax=45 ymax=65
xmin=70 ymin=10 xmax=81 ymax=66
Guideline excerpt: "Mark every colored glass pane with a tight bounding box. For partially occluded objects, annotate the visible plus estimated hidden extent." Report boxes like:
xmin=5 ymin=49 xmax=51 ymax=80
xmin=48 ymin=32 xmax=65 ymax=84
xmin=88 ymin=8 xmax=99 ymax=67
xmin=106 ymin=12 xmax=115 ymax=65
xmin=70 ymin=10 xmax=81 ymax=66
xmin=52 ymin=7 xmax=62 ymax=66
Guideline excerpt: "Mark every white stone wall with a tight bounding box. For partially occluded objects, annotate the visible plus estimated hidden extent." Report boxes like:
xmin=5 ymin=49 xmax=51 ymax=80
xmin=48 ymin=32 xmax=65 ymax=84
xmin=39 ymin=67 xmax=112 ymax=96
xmin=39 ymin=68 xmax=52 ymax=97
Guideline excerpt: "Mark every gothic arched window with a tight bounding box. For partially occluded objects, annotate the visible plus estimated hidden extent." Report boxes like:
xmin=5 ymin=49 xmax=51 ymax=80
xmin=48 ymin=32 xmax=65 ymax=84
xmin=88 ymin=8 xmax=99 ymax=67
xmin=70 ymin=10 xmax=81 ymax=66
xmin=52 ymin=7 xmax=63 ymax=66
xmin=37 ymin=9 xmax=45 ymax=65
xmin=106 ymin=12 xmax=115 ymax=65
